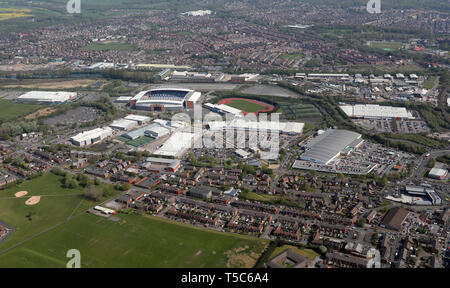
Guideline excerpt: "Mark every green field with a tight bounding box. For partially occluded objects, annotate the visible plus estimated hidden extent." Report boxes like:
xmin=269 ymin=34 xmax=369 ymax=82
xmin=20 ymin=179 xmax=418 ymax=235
xmin=0 ymin=213 xmax=268 ymax=268
xmin=117 ymin=136 xmax=154 ymax=147
xmin=0 ymin=173 xmax=268 ymax=267
xmin=423 ymin=76 xmax=437 ymax=89
xmin=81 ymin=42 xmax=135 ymax=51
xmin=269 ymin=245 xmax=319 ymax=261
xmin=0 ymin=100 xmax=40 ymax=122
xmin=222 ymin=99 xmax=269 ymax=113
xmin=126 ymin=136 xmax=154 ymax=147
xmin=0 ymin=173 xmax=98 ymax=251
xmin=280 ymin=103 xmax=321 ymax=120
xmin=278 ymin=53 xmax=303 ymax=60
xmin=370 ymin=42 xmax=403 ymax=51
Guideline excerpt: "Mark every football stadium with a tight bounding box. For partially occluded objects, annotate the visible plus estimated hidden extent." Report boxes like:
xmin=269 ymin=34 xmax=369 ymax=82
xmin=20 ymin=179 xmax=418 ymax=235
xmin=130 ymin=88 xmax=201 ymax=112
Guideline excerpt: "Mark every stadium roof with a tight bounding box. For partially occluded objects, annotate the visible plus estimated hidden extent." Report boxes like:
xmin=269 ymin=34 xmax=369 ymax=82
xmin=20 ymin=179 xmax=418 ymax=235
xmin=340 ymin=104 xmax=412 ymax=119
xmin=300 ymin=129 xmax=362 ymax=165
xmin=204 ymin=103 xmax=243 ymax=115
xmin=186 ymin=91 xmax=202 ymax=103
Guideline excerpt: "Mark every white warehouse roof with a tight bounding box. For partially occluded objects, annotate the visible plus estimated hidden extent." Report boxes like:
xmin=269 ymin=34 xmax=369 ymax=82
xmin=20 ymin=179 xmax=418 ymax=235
xmin=207 ymin=119 xmax=304 ymax=135
xmin=110 ymin=119 xmax=138 ymax=130
xmin=124 ymin=114 xmax=151 ymax=123
xmin=70 ymin=127 xmax=112 ymax=146
xmin=153 ymin=132 xmax=199 ymax=158
xmin=18 ymin=91 xmax=77 ymax=103
xmin=340 ymin=104 xmax=413 ymax=119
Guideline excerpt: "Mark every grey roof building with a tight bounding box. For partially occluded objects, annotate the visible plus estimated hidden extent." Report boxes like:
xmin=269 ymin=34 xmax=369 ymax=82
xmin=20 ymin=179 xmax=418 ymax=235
xmin=266 ymin=248 xmax=313 ymax=268
xmin=300 ymin=129 xmax=363 ymax=165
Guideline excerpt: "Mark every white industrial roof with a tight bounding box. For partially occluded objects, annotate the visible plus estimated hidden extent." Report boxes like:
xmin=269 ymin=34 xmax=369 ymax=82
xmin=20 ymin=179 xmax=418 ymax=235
xmin=18 ymin=91 xmax=77 ymax=102
xmin=153 ymin=132 xmax=199 ymax=158
xmin=110 ymin=119 xmax=138 ymax=130
xmin=300 ymin=129 xmax=362 ymax=164
xmin=429 ymin=168 xmax=447 ymax=177
xmin=124 ymin=114 xmax=151 ymax=123
xmin=207 ymin=119 xmax=304 ymax=134
xmin=186 ymin=91 xmax=202 ymax=103
xmin=71 ymin=127 xmax=112 ymax=142
xmin=340 ymin=104 xmax=412 ymax=119
xmin=146 ymin=124 xmax=169 ymax=135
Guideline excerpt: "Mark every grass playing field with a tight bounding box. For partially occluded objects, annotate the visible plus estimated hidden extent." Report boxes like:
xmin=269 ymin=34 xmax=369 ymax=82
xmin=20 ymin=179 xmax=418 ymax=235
xmin=126 ymin=136 xmax=154 ymax=147
xmin=0 ymin=173 xmax=268 ymax=268
xmin=269 ymin=245 xmax=319 ymax=261
xmin=0 ymin=212 xmax=268 ymax=268
xmin=279 ymin=103 xmax=321 ymax=120
xmin=0 ymin=173 xmax=123 ymax=250
xmin=0 ymin=100 xmax=41 ymax=122
xmin=423 ymin=76 xmax=437 ymax=90
xmin=81 ymin=42 xmax=135 ymax=51
xmin=370 ymin=42 xmax=403 ymax=51
xmin=219 ymin=98 xmax=272 ymax=113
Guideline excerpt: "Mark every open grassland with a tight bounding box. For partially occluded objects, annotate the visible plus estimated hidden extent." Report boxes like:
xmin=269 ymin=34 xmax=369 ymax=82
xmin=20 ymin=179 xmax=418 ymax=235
xmin=370 ymin=42 xmax=403 ymax=50
xmin=280 ymin=103 xmax=321 ymax=120
xmin=224 ymin=100 xmax=267 ymax=113
xmin=0 ymin=173 xmax=121 ymax=251
xmin=0 ymin=174 xmax=87 ymax=251
xmin=0 ymin=99 xmax=40 ymax=122
xmin=269 ymin=245 xmax=320 ymax=261
xmin=2 ymin=79 xmax=98 ymax=89
xmin=81 ymin=42 xmax=135 ymax=51
xmin=423 ymin=76 xmax=437 ymax=90
xmin=0 ymin=7 xmax=32 ymax=21
xmin=0 ymin=213 xmax=268 ymax=268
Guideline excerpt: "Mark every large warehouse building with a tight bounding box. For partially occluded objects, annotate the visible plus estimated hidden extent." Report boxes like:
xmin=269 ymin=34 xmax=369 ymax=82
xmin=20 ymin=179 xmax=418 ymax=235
xmin=299 ymin=129 xmax=364 ymax=165
xmin=207 ymin=119 xmax=304 ymax=135
xmin=17 ymin=91 xmax=77 ymax=104
xmin=130 ymin=88 xmax=201 ymax=112
xmin=153 ymin=132 xmax=200 ymax=158
xmin=70 ymin=127 xmax=112 ymax=147
xmin=340 ymin=104 xmax=413 ymax=119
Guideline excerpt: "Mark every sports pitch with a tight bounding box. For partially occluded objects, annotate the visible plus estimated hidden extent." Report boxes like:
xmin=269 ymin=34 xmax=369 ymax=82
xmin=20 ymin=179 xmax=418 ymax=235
xmin=219 ymin=98 xmax=274 ymax=114
xmin=0 ymin=100 xmax=40 ymax=122
xmin=0 ymin=213 xmax=268 ymax=268
xmin=0 ymin=174 xmax=268 ymax=268
xmin=117 ymin=136 xmax=155 ymax=147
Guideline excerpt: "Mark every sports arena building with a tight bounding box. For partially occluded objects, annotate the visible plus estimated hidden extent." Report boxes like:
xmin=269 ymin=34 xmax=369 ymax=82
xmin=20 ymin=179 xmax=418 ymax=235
xmin=130 ymin=88 xmax=201 ymax=112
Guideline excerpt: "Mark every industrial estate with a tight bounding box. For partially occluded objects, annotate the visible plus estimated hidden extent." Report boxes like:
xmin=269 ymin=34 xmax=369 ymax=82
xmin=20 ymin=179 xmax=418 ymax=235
xmin=0 ymin=0 xmax=448 ymax=272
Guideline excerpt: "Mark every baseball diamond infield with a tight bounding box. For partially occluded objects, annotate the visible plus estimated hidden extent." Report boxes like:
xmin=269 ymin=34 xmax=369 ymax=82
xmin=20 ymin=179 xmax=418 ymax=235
xmin=25 ymin=196 xmax=41 ymax=206
xmin=14 ymin=191 xmax=28 ymax=198
xmin=218 ymin=98 xmax=275 ymax=114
